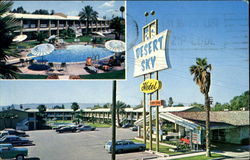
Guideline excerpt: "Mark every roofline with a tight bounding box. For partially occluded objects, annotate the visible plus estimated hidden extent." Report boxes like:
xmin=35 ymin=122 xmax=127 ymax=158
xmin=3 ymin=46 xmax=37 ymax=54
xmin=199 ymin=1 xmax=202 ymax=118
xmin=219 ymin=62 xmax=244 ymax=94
xmin=5 ymin=13 xmax=109 ymax=21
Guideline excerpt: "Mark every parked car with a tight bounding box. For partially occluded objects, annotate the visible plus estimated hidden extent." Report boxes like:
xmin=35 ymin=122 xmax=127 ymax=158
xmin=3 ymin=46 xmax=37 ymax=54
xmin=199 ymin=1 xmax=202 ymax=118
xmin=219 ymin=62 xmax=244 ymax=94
xmin=122 ymin=124 xmax=134 ymax=128
xmin=130 ymin=126 xmax=138 ymax=131
xmin=3 ymin=129 xmax=28 ymax=137
xmin=77 ymin=125 xmax=96 ymax=131
xmin=0 ymin=131 xmax=9 ymax=138
xmin=56 ymin=126 xmax=77 ymax=133
xmin=0 ymin=143 xmax=28 ymax=160
xmin=104 ymin=140 xmax=146 ymax=153
xmin=52 ymin=125 xmax=66 ymax=130
xmin=0 ymin=135 xmax=33 ymax=146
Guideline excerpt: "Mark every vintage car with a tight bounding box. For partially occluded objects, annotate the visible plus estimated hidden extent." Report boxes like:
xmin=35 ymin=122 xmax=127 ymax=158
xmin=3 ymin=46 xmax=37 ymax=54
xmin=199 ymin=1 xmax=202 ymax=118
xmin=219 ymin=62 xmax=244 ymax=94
xmin=0 ymin=143 xmax=28 ymax=160
xmin=105 ymin=140 xmax=146 ymax=153
xmin=0 ymin=135 xmax=32 ymax=146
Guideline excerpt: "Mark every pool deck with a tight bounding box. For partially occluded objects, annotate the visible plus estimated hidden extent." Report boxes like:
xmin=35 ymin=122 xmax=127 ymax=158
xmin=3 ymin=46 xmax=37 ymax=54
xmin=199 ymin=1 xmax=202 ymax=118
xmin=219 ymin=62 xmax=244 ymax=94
xmin=9 ymin=44 xmax=125 ymax=80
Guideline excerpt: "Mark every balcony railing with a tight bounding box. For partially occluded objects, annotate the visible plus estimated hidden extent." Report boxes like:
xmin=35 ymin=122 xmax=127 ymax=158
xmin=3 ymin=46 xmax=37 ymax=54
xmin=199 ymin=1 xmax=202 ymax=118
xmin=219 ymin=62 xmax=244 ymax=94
xmin=40 ymin=24 xmax=48 ymax=28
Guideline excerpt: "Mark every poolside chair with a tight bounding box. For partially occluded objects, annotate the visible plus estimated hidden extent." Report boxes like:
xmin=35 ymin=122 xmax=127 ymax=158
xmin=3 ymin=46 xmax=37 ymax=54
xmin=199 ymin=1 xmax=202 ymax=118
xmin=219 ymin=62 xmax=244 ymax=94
xmin=84 ymin=66 xmax=98 ymax=74
xmin=48 ymin=62 xmax=55 ymax=71
xmin=57 ymin=62 xmax=66 ymax=72
xmin=19 ymin=58 xmax=26 ymax=67
xmin=28 ymin=59 xmax=34 ymax=65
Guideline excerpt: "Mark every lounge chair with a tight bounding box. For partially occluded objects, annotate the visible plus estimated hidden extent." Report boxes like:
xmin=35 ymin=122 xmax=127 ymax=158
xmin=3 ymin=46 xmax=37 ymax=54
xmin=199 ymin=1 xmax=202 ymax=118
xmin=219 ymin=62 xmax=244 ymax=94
xmin=84 ymin=66 xmax=98 ymax=74
xmin=19 ymin=58 xmax=26 ymax=67
xmin=48 ymin=62 xmax=55 ymax=71
xmin=57 ymin=62 xmax=66 ymax=72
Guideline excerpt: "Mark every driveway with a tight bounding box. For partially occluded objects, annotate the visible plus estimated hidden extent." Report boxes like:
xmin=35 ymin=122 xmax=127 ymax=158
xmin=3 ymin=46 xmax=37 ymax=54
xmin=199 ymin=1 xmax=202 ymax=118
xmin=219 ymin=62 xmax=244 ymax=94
xmin=24 ymin=128 xmax=156 ymax=160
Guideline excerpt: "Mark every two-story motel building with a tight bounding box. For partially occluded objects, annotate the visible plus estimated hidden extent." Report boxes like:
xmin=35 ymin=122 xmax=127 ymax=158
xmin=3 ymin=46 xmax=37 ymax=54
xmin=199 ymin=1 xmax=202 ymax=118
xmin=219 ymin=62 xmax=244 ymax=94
xmin=7 ymin=13 xmax=111 ymax=39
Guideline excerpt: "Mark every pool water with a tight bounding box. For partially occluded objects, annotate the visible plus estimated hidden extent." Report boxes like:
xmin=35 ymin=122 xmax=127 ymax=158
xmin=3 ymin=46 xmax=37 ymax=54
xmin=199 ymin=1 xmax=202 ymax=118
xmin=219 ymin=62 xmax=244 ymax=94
xmin=28 ymin=45 xmax=113 ymax=63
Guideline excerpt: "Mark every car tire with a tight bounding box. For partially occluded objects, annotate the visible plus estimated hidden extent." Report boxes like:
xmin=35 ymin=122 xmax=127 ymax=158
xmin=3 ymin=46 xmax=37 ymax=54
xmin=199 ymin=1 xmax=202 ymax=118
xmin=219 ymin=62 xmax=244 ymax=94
xmin=139 ymin=147 xmax=145 ymax=151
xmin=16 ymin=155 xmax=24 ymax=160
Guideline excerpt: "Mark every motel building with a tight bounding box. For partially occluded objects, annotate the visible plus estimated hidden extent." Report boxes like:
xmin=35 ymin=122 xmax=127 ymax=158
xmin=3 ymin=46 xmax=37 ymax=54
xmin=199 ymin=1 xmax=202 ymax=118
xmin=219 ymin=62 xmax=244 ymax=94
xmin=5 ymin=12 xmax=111 ymax=39
xmin=0 ymin=107 xmax=249 ymax=145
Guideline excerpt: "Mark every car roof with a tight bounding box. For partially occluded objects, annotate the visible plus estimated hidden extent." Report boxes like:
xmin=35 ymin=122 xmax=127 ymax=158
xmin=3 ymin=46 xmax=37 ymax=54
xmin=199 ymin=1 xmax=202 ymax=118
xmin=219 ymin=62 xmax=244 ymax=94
xmin=4 ymin=135 xmax=18 ymax=138
xmin=0 ymin=143 xmax=12 ymax=147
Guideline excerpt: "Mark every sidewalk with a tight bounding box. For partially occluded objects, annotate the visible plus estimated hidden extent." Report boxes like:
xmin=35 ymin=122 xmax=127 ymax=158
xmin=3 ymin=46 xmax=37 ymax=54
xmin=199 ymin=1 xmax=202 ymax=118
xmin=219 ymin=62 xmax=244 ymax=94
xmin=153 ymin=151 xmax=206 ymax=160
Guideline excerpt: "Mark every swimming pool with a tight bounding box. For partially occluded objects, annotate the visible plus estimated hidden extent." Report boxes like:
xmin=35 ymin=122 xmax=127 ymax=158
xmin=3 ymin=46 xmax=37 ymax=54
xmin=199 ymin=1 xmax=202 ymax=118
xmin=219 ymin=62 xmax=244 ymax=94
xmin=28 ymin=45 xmax=113 ymax=63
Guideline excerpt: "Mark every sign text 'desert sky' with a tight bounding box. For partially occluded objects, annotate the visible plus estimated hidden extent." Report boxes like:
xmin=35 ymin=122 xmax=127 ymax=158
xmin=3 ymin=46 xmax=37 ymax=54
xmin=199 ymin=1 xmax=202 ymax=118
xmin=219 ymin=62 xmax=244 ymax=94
xmin=133 ymin=30 xmax=171 ymax=77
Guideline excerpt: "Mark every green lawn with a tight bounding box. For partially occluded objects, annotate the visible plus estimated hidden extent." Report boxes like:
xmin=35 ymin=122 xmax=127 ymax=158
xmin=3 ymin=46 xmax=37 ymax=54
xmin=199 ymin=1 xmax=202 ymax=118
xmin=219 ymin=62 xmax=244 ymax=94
xmin=84 ymin=122 xmax=111 ymax=128
xmin=132 ymin=139 xmax=183 ymax=155
xmin=47 ymin=120 xmax=73 ymax=124
xmin=172 ymin=153 xmax=224 ymax=160
xmin=63 ymin=36 xmax=112 ymax=43
xmin=18 ymin=41 xmax=46 ymax=49
xmin=17 ymin=74 xmax=48 ymax=79
xmin=80 ymin=69 xmax=125 ymax=79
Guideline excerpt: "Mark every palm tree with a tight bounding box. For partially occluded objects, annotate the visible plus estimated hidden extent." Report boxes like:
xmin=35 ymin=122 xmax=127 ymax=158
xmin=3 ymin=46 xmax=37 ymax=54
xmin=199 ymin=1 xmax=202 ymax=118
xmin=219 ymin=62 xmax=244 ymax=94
xmin=71 ymin=102 xmax=80 ymax=120
xmin=168 ymin=97 xmax=173 ymax=107
xmin=110 ymin=17 xmax=125 ymax=40
xmin=79 ymin=5 xmax=98 ymax=35
xmin=116 ymin=101 xmax=128 ymax=127
xmin=37 ymin=105 xmax=47 ymax=129
xmin=0 ymin=1 xmax=21 ymax=79
xmin=119 ymin=6 xmax=125 ymax=18
xmin=190 ymin=57 xmax=212 ymax=157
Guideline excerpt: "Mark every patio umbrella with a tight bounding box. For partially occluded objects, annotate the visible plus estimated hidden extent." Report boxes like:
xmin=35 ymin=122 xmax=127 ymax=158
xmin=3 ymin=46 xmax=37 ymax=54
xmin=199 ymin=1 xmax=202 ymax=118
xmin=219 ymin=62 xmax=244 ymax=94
xmin=105 ymin=40 xmax=125 ymax=53
xmin=31 ymin=43 xmax=55 ymax=62
xmin=94 ymin=32 xmax=105 ymax=37
xmin=13 ymin=34 xmax=27 ymax=42
xmin=48 ymin=35 xmax=56 ymax=40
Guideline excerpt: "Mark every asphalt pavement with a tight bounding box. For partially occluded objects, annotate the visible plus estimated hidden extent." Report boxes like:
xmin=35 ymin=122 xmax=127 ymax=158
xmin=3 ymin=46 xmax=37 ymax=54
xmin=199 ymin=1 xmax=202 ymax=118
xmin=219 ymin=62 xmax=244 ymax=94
xmin=24 ymin=128 xmax=157 ymax=160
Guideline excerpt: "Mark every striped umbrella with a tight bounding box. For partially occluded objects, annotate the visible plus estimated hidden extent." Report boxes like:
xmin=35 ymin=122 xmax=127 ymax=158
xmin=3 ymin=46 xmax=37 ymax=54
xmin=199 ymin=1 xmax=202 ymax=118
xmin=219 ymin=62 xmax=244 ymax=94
xmin=13 ymin=34 xmax=27 ymax=42
xmin=31 ymin=43 xmax=55 ymax=57
xmin=105 ymin=40 xmax=125 ymax=53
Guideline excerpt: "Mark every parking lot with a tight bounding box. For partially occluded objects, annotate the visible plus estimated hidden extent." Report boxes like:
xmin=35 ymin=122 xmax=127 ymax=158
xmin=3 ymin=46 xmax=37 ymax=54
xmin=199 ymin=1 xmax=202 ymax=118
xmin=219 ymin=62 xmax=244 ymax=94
xmin=24 ymin=128 xmax=157 ymax=160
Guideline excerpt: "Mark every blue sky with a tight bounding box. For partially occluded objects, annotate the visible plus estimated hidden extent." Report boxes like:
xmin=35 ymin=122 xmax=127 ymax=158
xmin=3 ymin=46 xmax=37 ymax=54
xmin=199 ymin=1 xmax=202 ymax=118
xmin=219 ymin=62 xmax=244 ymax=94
xmin=12 ymin=1 xmax=124 ymax=19
xmin=0 ymin=1 xmax=249 ymax=107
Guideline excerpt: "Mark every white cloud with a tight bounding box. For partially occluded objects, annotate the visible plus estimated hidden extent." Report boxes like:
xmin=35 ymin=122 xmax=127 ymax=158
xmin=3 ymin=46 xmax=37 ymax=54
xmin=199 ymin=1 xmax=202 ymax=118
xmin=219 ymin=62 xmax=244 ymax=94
xmin=99 ymin=1 xmax=115 ymax=8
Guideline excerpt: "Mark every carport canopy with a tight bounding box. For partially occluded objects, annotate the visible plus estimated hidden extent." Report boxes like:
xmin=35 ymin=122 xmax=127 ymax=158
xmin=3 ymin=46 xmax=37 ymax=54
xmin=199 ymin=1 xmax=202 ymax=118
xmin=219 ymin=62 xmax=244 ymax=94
xmin=134 ymin=112 xmax=202 ymax=131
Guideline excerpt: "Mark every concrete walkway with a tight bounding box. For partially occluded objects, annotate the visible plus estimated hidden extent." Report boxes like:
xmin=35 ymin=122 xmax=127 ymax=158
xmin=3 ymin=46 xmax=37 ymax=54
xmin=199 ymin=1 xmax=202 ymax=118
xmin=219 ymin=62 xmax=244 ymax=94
xmin=154 ymin=151 xmax=206 ymax=160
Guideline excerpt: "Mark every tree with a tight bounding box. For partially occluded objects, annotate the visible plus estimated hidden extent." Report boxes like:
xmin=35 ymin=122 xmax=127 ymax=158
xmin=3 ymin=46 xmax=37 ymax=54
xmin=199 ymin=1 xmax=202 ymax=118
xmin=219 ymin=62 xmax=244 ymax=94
xmin=36 ymin=32 xmax=46 ymax=44
xmin=0 ymin=1 xmax=21 ymax=79
xmin=103 ymin=103 xmax=111 ymax=108
xmin=37 ymin=104 xmax=46 ymax=114
xmin=12 ymin=6 xmax=27 ymax=13
xmin=230 ymin=91 xmax=249 ymax=111
xmin=134 ymin=104 xmax=143 ymax=109
xmin=32 ymin=9 xmax=49 ymax=15
xmin=119 ymin=6 xmax=125 ymax=18
xmin=116 ymin=101 xmax=128 ymax=127
xmin=19 ymin=104 xmax=23 ymax=110
xmin=60 ymin=28 xmax=75 ymax=39
xmin=79 ymin=5 xmax=98 ymax=35
xmin=211 ymin=90 xmax=249 ymax=111
xmin=37 ymin=104 xmax=47 ymax=129
xmin=190 ymin=57 xmax=212 ymax=157
xmin=191 ymin=102 xmax=204 ymax=111
xmin=176 ymin=103 xmax=184 ymax=107
xmin=50 ymin=10 xmax=55 ymax=15
xmin=71 ymin=102 xmax=79 ymax=120
xmin=110 ymin=17 xmax=125 ymax=40
xmin=168 ymin=97 xmax=174 ymax=107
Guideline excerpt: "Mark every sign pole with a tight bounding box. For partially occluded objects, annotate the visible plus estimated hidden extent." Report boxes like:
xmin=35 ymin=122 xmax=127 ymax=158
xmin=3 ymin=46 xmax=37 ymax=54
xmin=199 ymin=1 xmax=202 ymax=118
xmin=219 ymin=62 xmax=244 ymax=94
xmin=149 ymin=73 xmax=153 ymax=150
xmin=156 ymin=71 xmax=160 ymax=152
xmin=143 ymin=75 xmax=147 ymax=144
xmin=111 ymin=80 xmax=116 ymax=160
